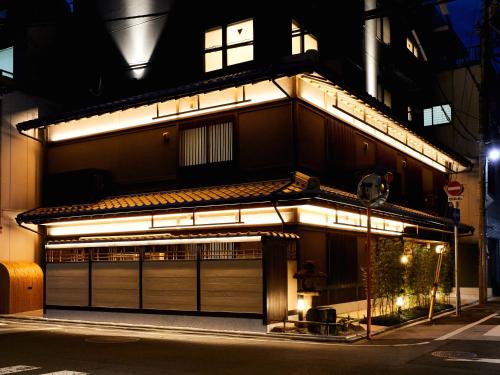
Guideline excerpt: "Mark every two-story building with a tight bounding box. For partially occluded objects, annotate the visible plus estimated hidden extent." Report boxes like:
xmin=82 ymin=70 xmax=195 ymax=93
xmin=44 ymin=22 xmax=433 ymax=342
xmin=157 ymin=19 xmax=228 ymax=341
xmin=11 ymin=0 xmax=477 ymax=331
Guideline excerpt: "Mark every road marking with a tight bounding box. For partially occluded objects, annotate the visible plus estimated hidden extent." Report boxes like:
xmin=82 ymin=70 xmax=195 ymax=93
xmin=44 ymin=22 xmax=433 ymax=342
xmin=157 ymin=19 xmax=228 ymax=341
xmin=39 ymin=372 xmax=88 ymax=375
xmin=484 ymin=325 xmax=500 ymax=336
xmin=0 ymin=365 xmax=40 ymax=374
xmin=435 ymin=313 xmax=498 ymax=341
xmin=447 ymin=358 xmax=500 ymax=364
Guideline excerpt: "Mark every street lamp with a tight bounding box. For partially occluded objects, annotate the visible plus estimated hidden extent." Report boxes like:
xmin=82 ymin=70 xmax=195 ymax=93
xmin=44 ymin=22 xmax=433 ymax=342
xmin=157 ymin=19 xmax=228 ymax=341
xmin=488 ymin=148 xmax=500 ymax=162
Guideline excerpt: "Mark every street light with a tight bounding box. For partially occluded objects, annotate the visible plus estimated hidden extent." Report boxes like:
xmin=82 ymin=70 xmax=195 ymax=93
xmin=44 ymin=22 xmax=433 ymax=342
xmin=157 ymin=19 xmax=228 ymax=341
xmin=488 ymin=148 xmax=500 ymax=162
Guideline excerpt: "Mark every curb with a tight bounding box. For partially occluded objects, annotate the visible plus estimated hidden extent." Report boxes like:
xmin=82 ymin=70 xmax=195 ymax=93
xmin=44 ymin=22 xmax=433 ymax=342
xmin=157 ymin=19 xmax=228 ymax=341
xmin=0 ymin=314 xmax=357 ymax=343
xmin=0 ymin=301 xmax=480 ymax=344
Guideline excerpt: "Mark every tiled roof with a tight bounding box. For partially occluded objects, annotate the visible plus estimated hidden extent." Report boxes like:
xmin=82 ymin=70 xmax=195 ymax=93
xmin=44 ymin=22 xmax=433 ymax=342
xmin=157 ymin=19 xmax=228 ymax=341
xmin=17 ymin=175 xmax=314 ymax=223
xmin=17 ymin=57 xmax=316 ymax=132
xmin=17 ymin=172 xmax=473 ymax=233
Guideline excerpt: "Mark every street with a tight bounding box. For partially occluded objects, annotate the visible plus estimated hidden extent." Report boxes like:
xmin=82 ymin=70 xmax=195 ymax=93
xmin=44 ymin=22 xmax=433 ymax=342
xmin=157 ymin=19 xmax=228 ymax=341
xmin=0 ymin=303 xmax=499 ymax=374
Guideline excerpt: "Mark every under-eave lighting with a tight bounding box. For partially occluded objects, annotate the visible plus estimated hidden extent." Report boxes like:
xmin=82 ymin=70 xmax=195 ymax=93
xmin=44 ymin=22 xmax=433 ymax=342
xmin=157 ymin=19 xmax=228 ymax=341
xmin=45 ymin=235 xmax=262 ymax=249
xmin=46 ymin=79 xmax=290 ymax=142
xmin=298 ymin=74 xmax=465 ymax=173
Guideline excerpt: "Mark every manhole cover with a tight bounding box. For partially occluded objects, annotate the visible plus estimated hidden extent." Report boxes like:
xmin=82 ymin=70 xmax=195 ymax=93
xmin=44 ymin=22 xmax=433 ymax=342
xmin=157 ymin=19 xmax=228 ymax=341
xmin=432 ymin=351 xmax=477 ymax=360
xmin=85 ymin=336 xmax=140 ymax=344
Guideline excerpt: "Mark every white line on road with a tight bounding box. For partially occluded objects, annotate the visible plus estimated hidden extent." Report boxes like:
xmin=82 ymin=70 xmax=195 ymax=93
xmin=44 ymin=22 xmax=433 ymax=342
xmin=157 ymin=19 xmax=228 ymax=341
xmin=435 ymin=313 xmax=498 ymax=341
xmin=483 ymin=325 xmax=500 ymax=336
xmin=0 ymin=365 xmax=40 ymax=374
xmin=39 ymin=372 xmax=88 ymax=375
xmin=446 ymin=358 xmax=500 ymax=364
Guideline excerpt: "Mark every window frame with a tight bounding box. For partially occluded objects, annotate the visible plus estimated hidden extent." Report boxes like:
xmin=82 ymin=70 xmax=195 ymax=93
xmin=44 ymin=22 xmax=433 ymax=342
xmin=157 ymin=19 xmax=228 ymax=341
xmin=204 ymin=18 xmax=254 ymax=73
xmin=178 ymin=117 xmax=235 ymax=168
xmin=423 ymin=104 xmax=452 ymax=127
xmin=291 ymin=19 xmax=318 ymax=55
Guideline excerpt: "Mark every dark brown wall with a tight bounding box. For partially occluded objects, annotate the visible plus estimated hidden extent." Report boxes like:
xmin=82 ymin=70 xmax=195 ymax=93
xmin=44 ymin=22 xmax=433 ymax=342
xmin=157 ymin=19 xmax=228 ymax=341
xmin=297 ymin=228 xmax=327 ymax=274
xmin=297 ymin=101 xmax=449 ymax=212
xmin=238 ymin=103 xmax=292 ymax=171
xmin=263 ymin=238 xmax=289 ymax=323
xmin=47 ymin=124 xmax=178 ymax=185
xmin=296 ymin=103 xmax=326 ymax=175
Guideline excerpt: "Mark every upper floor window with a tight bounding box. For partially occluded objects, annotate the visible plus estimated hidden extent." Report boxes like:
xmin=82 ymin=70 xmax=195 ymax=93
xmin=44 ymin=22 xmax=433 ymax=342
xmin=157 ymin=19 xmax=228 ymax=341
xmin=179 ymin=121 xmax=234 ymax=167
xmin=423 ymin=104 xmax=452 ymax=126
xmin=291 ymin=20 xmax=318 ymax=55
xmin=377 ymin=84 xmax=392 ymax=108
xmin=0 ymin=46 xmax=13 ymax=78
xmin=376 ymin=17 xmax=391 ymax=45
xmin=406 ymin=37 xmax=419 ymax=58
xmin=204 ymin=19 xmax=254 ymax=73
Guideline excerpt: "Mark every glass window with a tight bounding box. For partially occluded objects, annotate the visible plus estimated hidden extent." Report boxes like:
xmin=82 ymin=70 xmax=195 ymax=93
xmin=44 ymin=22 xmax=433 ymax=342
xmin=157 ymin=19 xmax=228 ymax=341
xmin=227 ymin=45 xmax=253 ymax=66
xmin=376 ymin=17 xmax=391 ymax=45
xmin=291 ymin=19 xmax=318 ymax=55
xmin=204 ymin=19 xmax=254 ymax=73
xmin=205 ymin=27 xmax=222 ymax=49
xmin=0 ymin=46 xmax=13 ymax=78
xmin=179 ymin=121 xmax=233 ymax=166
xmin=406 ymin=37 xmax=419 ymax=58
xmin=227 ymin=19 xmax=253 ymax=46
xmin=205 ymin=51 xmax=223 ymax=72
xmin=424 ymin=104 xmax=452 ymax=126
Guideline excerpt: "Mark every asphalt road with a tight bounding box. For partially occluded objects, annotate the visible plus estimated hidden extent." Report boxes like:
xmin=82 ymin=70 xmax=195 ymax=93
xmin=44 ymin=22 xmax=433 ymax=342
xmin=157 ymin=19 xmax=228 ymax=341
xmin=0 ymin=303 xmax=500 ymax=374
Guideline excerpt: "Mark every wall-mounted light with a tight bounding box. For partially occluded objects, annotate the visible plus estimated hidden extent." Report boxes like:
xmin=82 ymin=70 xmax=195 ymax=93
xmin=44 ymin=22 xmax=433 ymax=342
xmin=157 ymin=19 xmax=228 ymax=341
xmin=400 ymin=255 xmax=409 ymax=265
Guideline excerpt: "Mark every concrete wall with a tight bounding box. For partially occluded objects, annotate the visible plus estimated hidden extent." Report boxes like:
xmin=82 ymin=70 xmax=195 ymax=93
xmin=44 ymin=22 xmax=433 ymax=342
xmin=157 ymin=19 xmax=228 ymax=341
xmin=0 ymin=91 xmax=50 ymax=263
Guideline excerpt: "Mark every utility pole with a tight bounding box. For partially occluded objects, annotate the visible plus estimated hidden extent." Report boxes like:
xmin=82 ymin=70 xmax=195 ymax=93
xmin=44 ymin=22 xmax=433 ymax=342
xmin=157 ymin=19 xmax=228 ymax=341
xmin=478 ymin=0 xmax=491 ymax=305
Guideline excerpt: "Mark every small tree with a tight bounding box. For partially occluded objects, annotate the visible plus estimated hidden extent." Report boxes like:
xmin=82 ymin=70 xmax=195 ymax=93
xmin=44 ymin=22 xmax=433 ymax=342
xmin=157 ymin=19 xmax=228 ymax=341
xmin=407 ymin=243 xmax=437 ymax=307
xmin=371 ymin=238 xmax=404 ymax=315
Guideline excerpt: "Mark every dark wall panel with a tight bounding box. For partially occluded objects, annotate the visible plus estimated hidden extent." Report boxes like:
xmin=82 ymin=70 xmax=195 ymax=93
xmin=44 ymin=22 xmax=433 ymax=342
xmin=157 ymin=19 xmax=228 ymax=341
xmin=263 ymin=238 xmax=288 ymax=323
xmin=238 ymin=103 xmax=292 ymax=171
xmin=296 ymin=104 xmax=326 ymax=175
xmin=47 ymin=124 xmax=178 ymax=185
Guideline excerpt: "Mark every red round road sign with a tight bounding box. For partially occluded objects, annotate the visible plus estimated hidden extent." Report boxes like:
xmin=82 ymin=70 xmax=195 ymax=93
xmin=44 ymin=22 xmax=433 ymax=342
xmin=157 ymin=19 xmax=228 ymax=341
xmin=446 ymin=180 xmax=463 ymax=196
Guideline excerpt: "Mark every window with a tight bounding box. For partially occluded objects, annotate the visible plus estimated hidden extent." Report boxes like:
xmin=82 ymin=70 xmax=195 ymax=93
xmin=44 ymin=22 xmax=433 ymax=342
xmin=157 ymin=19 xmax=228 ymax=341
xmin=407 ymin=106 xmax=413 ymax=122
xmin=376 ymin=84 xmax=392 ymax=108
xmin=291 ymin=19 xmax=318 ymax=55
xmin=376 ymin=17 xmax=391 ymax=45
xmin=204 ymin=19 xmax=254 ymax=72
xmin=179 ymin=121 xmax=233 ymax=167
xmin=423 ymin=104 xmax=452 ymax=126
xmin=406 ymin=37 xmax=419 ymax=58
xmin=0 ymin=46 xmax=13 ymax=78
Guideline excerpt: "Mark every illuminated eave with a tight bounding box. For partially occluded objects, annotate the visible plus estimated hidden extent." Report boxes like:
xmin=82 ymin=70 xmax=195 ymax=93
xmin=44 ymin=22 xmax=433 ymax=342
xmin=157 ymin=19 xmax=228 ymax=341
xmin=297 ymin=73 xmax=467 ymax=173
xmin=41 ymin=204 xmax=411 ymax=238
xmin=45 ymin=78 xmax=291 ymax=142
xmin=36 ymin=72 xmax=466 ymax=173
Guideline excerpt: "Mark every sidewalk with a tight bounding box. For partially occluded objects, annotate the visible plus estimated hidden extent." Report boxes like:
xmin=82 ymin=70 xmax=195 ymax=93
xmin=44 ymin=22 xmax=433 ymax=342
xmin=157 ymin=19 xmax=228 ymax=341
xmin=1 ymin=299 xmax=498 ymax=344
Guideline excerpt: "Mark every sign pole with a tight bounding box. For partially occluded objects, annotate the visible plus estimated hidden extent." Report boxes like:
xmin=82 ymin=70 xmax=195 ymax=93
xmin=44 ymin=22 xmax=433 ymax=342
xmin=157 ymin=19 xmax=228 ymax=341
xmin=454 ymin=202 xmax=461 ymax=317
xmin=357 ymin=173 xmax=391 ymax=340
xmin=366 ymin=206 xmax=372 ymax=340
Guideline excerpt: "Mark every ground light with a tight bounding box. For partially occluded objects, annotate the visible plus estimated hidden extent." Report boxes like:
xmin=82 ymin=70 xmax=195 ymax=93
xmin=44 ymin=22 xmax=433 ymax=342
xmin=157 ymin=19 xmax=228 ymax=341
xmin=435 ymin=245 xmax=445 ymax=254
xmin=400 ymin=254 xmax=409 ymax=265
xmin=297 ymin=297 xmax=305 ymax=321
xmin=396 ymin=296 xmax=404 ymax=307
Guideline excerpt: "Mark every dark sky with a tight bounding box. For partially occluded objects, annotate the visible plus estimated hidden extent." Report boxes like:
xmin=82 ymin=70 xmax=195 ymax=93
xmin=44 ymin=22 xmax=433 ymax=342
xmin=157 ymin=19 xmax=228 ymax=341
xmin=447 ymin=0 xmax=481 ymax=47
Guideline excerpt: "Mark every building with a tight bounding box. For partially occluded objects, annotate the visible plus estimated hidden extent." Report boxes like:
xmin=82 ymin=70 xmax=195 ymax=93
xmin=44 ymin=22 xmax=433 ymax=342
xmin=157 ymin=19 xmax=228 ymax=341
xmin=12 ymin=0 xmax=479 ymax=331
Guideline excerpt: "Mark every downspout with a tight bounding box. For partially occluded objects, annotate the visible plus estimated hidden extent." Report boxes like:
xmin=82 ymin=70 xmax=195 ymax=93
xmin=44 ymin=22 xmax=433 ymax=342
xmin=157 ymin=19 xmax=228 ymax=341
xmin=272 ymin=200 xmax=285 ymax=233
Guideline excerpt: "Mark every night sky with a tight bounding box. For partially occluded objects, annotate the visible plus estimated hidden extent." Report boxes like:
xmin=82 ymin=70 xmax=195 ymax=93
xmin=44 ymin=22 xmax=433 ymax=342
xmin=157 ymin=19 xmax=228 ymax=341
xmin=448 ymin=0 xmax=482 ymax=47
